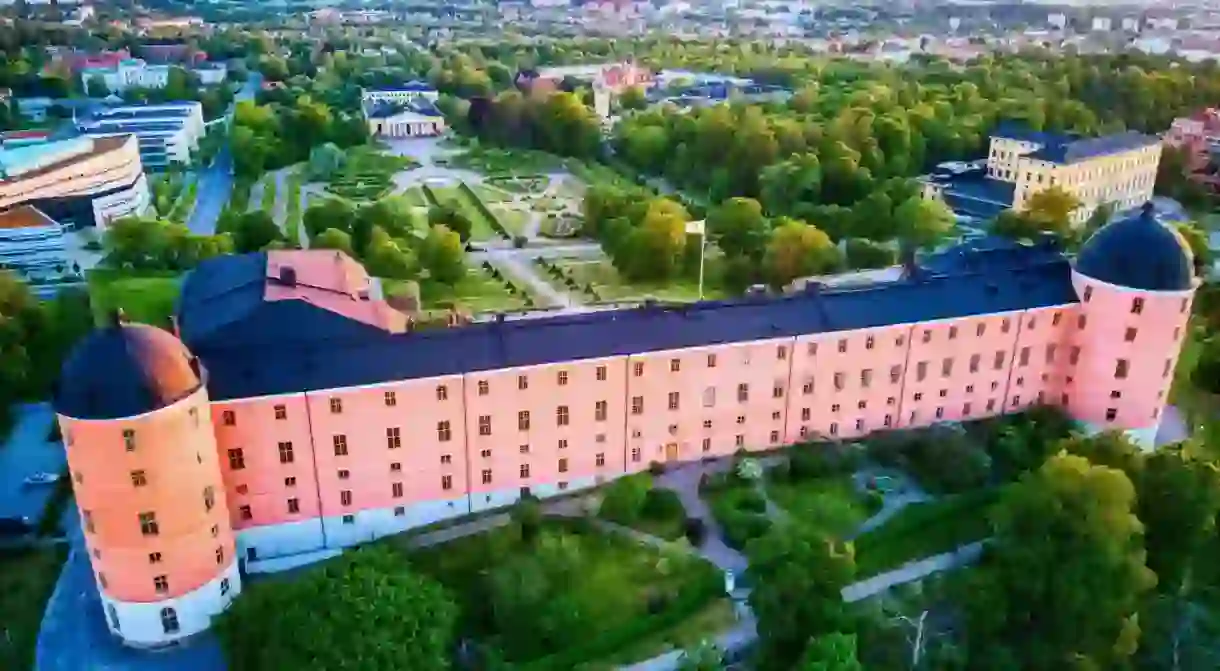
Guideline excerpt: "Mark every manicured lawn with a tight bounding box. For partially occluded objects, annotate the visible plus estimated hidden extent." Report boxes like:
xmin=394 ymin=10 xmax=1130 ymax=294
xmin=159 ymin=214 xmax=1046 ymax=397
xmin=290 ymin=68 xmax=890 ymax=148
xmin=430 ymin=184 xmax=503 ymax=241
xmin=852 ymin=488 xmax=1000 ymax=579
xmin=490 ymin=206 xmax=530 ymax=236
xmin=553 ymin=259 xmax=724 ymax=303
xmin=404 ymin=519 xmax=722 ymax=666
xmin=326 ymin=147 xmax=417 ymax=202
xmin=400 ymin=186 xmax=430 ymax=208
xmin=260 ymin=172 xmax=276 ymax=212
xmin=469 ymin=183 xmax=513 ymax=203
xmin=87 ymin=271 xmax=181 ymax=328
xmin=449 ymin=146 xmax=565 ymax=175
xmin=385 ymin=268 xmax=531 ymax=315
xmin=592 ymin=598 xmax=735 ymax=669
xmin=0 ymin=547 xmax=67 ymax=671
xmin=284 ymin=167 xmax=304 ymax=244
xmin=767 ymin=475 xmax=879 ymax=539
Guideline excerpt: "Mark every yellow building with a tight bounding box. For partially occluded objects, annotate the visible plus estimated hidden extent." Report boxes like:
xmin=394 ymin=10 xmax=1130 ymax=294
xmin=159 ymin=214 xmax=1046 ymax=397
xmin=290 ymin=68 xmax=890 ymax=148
xmin=987 ymin=125 xmax=1161 ymax=224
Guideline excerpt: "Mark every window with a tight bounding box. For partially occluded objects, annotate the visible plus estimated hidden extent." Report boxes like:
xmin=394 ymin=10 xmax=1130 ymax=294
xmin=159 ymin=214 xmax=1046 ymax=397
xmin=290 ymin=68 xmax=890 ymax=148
xmin=1045 ymin=345 xmax=1057 ymax=364
xmin=384 ymin=390 xmax=397 ymax=407
xmin=1106 ymin=408 xmax=1118 ymax=421
xmin=668 ymin=424 xmax=678 ymax=435
xmin=1078 ymin=315 xmax=1088 ymax=330
xmin=596 ymin=452 xmax=607 ymax=467
xmin=239 ymin=505 xmax=252 ymax=520
xmin=833 ymin=373 xmax=845 ymax=391
xmin=329 ymin=397 xmax=343 ymax=414
xmin=443 ymin=453 xmax=454 ymax=463
xmin=221 ymin=578 xmax=232 ymax=597
xmin=829 ymin=423 xmax=839 ymax=436
xmin=772 ymin=384 xmax=784 ymax=399
xmin=203 ymin=486 xmax=215 ymax=512
xmin=969 ymin=354 xmax=980 ymax=373
xmin=596 ymin=365 xmax=607 ymax=381
xmin=340 ymin=490 xmax=352 ymax=506
xmin=942 ymin=358 xmax=953 ymax=377
xmin=385 ymin=427 xmax=401 ymax=450
xmin=557 ymin=406 xmax=570 ymax=425
xmin=736 ymin=434 xmax=746 ymax=446
xmin=707 ymin=353 xmax=717 ymax=367
xmin=922 ymin=330 xmax=932 ymax=344
xmin=857 ymin=400 xmax=867 ymax=410
xmin=670 ymin=358 xmax=681 ymax=372
xmin=737 ymin=415 xmax=747 ymax=424
xmin=667 ymin=392 xmax=680 ymax=410
xmin=1052 ymin=312 xmax=1062 ymax=326
xmin=392 ymin=482 xmax=403 ymax=498
xmin=159 ymin=606 xmax=177 ymax=633
xmin=481 ymin=469 xmax=492 ymax=485
xmin=518 ymin=375 xmax=528 ymax=390
xmin=394 ymin=506 xmax=406 ymax=517
xmin=278 ymin=441 xmax=294 ymax=463
xmin=287 ymin=498 xmax=299 ymax=513
xmin=123 ymin=429 xmax=136 ymax=452
xmin=1164 ymin=359 xmax=1173 ymax=378
xmin=633 ymin=362 xmax=644 ymax=377
xmin=632 ymin=396 xmax=644 ymax=414
xmin=803 ymin=379 xmax=814 ymax=395
xmin=342 ymin=515 xmax=354 ymax=524
xmin=1125 ymin=327 xmax=1137 ymax=342
xmin=1070 ymin=347 xmax=1081 ymax=365
xmin=896 ymin=335 xmax=906 ymax=347
xmin=777 ymin=345 xmax=788 ymax=360
xmin=98 ymin=572 xmax=107 ymax=589
xmin=890 ymin=366 xmax=902 ymax=383
xmin=436 ymin=385 xmax=448 ymax=401
xmin=1019 ymin=347 xmax=1030 ymax=367
xmin=703 ymin=387 xmax=717 ymax=407
xmin=703 ymin=419 xmax=713 ymax=429
xmin=442 ymin=475 xmax=453 ymax=490
xmin=939 ymin=389 xmax=949 ymax=397
xmin=516 ymin=410 xmax=531 ymax=431
xmin=808 ymin=342 xmax=819 ymax=356
xmin=1111 ymin=390 xmax=1122 ymax=399
xmin=1115 ymin=359 xmax=1129 ymax=379
xmin=1011 ymin=396 xmax=1021 ymax=407
xmin=1001 ymin=318 xmax=1011 ymax=334
xmin=994 ymin=351 xmax=1006 ymax=370
xmin=1132 ymin=297 xmax=1144 ymax=314
xmin=437 ymin=421 xmax=451 ymax=442
xmin=866 ymin=335 xmax=875 ymax=350
xmin=557 ymin=370 xmax=569 ymax=386
xmin=632 ymin=447 xmax=642 ymax=462
xmin=949 ymin=326 xmax=958 ymax=340
xmin=916 ymin=361 xmax=927 ymax=382
xmin=216 ymin=546 xmax=225 ymax=565
xmin=149 ymin=551 xmax=162 ymax=564
xmin=333 ymin=434 xmax=348 ymax=456
xmin=986 ymin=399 xmax=996 ymax=412
xmin=914 ymin=393 xmax=923 ymax=402
xmin=338 ymin=469 xmax=350 ymax=480
xmin=801 ymin=408 xmax=811 ymax=421
xmin=477 ymin=380 xmax=489 ymax=395
xmin=838 ymin=339 xmax=848 ymax=353
xmin=559 ymin=458 xmax=569 ymax=473
xmin=861 ymin=369 xmax=873 ymax=388
xmin=520 ymin=464 xmax=530 ymax=478
xmin=737 ymin=384 xmax=749 ymax=402
xmin=884 ymin=415 xmax=893 ymax=427
xmin=976 ymin=323 xmax=986 ymax=337
xmin=274 ymin=404 xmax=287 ymax=420
xmin=1027 ymin=317 xmax=1037 ymax=330
xmin=139 ymin=512 xmax=159 ymax=536
xmin=478 ymin=415 xmax=492 ymax=436
xmin=773 ymin=410 xmax=783 ymax=420
xmin=222 ymin=410 xmax=235 ymax=426
xmin=481 ymin=448 xmax=491 ymax=458
xmin=131 ymin=470 xmax=147 ymax=487
xmin=228 ymin=448 xmax=245 ymax=470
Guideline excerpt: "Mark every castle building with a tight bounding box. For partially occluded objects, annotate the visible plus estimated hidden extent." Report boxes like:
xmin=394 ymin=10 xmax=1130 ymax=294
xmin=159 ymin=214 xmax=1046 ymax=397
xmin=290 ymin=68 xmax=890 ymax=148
xmin=54 ymin=206 xmax=1197 ymax=647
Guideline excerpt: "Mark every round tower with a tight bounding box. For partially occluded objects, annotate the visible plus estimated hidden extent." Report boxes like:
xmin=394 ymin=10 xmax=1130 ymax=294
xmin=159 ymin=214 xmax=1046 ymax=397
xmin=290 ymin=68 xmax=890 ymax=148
xmin=1067 ymin=204 xmax=1197 ymax=450
xmin=54 ymin=320 xmax=240 ymax=648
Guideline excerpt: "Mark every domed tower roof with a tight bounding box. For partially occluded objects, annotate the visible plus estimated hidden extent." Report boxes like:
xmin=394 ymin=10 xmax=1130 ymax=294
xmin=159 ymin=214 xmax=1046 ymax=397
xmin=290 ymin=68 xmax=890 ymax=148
xmin=55 ymin=316 xmax=204 ymax=420
xmin=1075 ymin=203 xmax=1194 ymax=292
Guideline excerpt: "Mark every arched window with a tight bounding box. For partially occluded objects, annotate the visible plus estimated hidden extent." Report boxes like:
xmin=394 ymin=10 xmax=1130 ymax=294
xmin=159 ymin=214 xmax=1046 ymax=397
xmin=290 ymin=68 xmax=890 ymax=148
xmin=160 ymin=607 xmax=179 ymax=634
xmin=106 ymin=603 xmax=120 ymax=631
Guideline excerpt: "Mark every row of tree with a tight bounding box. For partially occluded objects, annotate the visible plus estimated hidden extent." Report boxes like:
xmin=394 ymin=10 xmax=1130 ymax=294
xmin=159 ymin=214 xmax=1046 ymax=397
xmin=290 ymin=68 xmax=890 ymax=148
xmin=230 ymin=98 xmax=368 ymax=179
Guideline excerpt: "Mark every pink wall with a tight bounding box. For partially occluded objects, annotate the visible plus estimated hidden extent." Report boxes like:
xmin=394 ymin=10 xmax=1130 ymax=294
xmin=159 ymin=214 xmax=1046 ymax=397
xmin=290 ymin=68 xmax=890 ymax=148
xmin=1067 ymin=271 xmax=1193 ymax=429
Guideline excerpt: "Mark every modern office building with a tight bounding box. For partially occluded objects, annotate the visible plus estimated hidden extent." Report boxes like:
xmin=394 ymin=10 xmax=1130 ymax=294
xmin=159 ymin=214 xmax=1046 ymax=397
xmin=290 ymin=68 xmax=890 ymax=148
xmin=922 ymin=123 xmax=1161 ymax=224
xmin=54 ymin=205 xmax=1196 ymax=646
xmin=77 ymin=102 xmax=205 ymax=169
xmin=0 ymin=205 xmax=70 ymax=280
xmin=0 ymin=134 xmax=150 ymax=229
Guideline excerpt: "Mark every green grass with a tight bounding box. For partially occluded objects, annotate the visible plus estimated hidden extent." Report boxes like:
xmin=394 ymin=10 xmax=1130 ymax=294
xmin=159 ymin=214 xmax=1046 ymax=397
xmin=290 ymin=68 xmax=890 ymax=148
xmin=492 ymin=206 xmax=531 ymax=236
xmin=260 ymin=172 xmax=277 ymax=212
xmin=0 ymin=547 xmax=68 ymax=671
xmin=590 ymin=598 xmax=735 ymax=669
xmin=403 ymin=519 xmax=721 ymax=666
xmin=285 ymin=167 xmax=304 ymax=244
xmin=400 ymin=186 xmax=430 ymax=208
xmin=853 ymin=489 xmax=1000 ymax=579
xmin=1171 ymin=319 xmax=1210 ymax=424
xmin=386 ymin=267 xmax=530 ymax=315
xmin=229 ymin=178 xmax=253 ymax=212
xmin=167 ymin=179 xmax=198 ymax=223
xmin=767 ymin=475 xmax=879 ymax=538
xmin=553 ymin=259 xmax=725 ymax=303
xmin=87 ymin=270 xmax=181 ymax=328
xmin=449 ymin=146 xmax=565 ymax=175
xmin=469 ymin=183 xmax=514 ymax=203
xmin=431 ymin=184 xmax=502 ymax=241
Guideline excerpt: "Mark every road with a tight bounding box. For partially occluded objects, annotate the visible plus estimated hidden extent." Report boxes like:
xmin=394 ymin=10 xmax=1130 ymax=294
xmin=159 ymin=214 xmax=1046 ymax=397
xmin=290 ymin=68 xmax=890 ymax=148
xmin=184 ymin=74 xmax=261 ymax=234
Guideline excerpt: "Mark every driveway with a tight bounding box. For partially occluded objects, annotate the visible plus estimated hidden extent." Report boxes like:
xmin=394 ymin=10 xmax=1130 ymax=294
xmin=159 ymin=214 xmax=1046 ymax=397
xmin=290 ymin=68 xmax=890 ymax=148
xmin=0 ymin=403 xmax=65 ymax=524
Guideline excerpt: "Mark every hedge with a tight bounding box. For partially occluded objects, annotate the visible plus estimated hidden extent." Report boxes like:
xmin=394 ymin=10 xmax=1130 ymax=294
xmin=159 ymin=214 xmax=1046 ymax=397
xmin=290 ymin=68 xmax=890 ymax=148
xmin=420 ymin=184 xmax=442 ymax=207
xmin=458 ymin=182 xmax=511 ymax=240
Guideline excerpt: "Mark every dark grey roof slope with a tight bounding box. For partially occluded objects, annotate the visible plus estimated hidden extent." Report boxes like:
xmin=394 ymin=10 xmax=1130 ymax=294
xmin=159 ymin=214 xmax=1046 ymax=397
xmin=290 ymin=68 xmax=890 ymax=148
xmin=1028 ymin=131 xmax=1158 ymax=165
xmin=1076 ymin=204 xmax=1193 ymax=291
xmin=186 ymin=241 xmax=1080 ymax=401
xmin=56 ymin=323 xmax=203 ymax=420
xmin=176 ymin=252 xmax=269 ymax=344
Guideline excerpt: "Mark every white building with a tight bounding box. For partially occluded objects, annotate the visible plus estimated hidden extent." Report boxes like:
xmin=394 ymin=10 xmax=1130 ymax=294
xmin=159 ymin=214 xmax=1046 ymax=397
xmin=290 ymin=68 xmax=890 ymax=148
xmin=77 ymin=101 xmax=205 ymax=170
xmin=361 ymin=83 xmax=440 ymax=106
xmin=80 ymin=59 xmax=227 ymax=94
xmin=1092 ymin=17 xmax=1112 ymax=32
xmin=1048 ymin=13 xmax=1067 ymax=30
xmin=0 ymin=205 xmax=70 ymax=281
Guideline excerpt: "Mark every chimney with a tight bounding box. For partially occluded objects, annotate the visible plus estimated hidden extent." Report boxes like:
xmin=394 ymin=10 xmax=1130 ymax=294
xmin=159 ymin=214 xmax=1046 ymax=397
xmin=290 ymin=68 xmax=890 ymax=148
xmin=278 ymin=266 xmax=297 ymax=286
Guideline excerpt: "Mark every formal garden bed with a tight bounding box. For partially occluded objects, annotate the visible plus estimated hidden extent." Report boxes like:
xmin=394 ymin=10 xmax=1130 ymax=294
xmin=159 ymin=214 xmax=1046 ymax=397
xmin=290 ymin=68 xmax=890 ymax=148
xmin=535 ymin=258 xmax=722 ymax=304
xmin=404 ymin=516 xmax=723 ymax=668
xmin=326 ymin=148 xmax=418 ymax=201
xmin=86 ymin=270 xmax=181 ymax=328
xmin=597 ymin=473 xmax=693 ymax=542
xmin=0 ymin=547 xmax=68 ymax=670
xmin=422 ymin=183 xmax=509 ymax=241
xmin=384 ymin=264 xmax=535 ymax=316
xmin=448 ymin=146 xmax=565 ymax=175
xmin=485 ymin=175 xmax=549 ymax=194
xmin=400 ymin=186 xmax=430 ymax=208
xmin=852 ymin=489 xmax=999 ymax=579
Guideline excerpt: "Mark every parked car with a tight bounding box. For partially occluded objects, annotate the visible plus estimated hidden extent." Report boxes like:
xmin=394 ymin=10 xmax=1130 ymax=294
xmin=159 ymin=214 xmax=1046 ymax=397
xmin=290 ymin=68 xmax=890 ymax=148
xmin=23 ymin=472 xmax=60 ymax=486
xmin=0 ymin=516 xmax=33 ymax=537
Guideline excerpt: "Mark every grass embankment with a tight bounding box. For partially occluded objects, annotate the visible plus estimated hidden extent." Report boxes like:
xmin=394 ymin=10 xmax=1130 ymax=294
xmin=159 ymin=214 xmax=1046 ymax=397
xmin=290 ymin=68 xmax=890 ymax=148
xmin=852 ymin=489 xmax=1000 ymax=579
xmin=87 ymin=270 xmax=181 ymax=328
xmin=0 ymin=547 xmax=68 ymax=670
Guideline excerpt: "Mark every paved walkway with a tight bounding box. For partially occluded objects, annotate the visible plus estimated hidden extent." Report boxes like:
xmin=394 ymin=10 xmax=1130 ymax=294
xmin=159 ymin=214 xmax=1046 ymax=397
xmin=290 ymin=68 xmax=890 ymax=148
xmin=841 ymin=542 xmax=985 ymax=603
xmin=1156 ymin=404 xmax=1191 ymax=446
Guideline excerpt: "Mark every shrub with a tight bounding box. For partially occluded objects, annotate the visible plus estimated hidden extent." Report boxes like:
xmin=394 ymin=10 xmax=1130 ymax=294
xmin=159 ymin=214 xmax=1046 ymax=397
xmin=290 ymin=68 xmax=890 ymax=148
xmin=648 ymin=461 xmax=667 ymax=476
xmin=599 ymin=473 xmax=653 ymax=524
xmin=788 ymin=442 xmax=859 ymax=480
xmin=684 ymin=517 xmax=707 ymax=546
xmin=641 ymin=488 xmax=685 ymax=521
xmin=720 ymin=510 xmax=772 ymax=550
xmin=864 ymin=490 xmax=885 ymax=515
xmin=513 ymin=235 xmax=527 ymax=248
xmin=734 ymin=489 xmax=768 ymax=514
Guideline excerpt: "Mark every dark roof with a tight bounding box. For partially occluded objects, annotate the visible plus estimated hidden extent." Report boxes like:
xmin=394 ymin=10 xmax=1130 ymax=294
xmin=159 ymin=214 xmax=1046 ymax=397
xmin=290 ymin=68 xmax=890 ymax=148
xmin=1028 ymin=130 xmax=1159 ymax=165
xmin=1076 ymin=204 xmax=1194 ymax=291
xmin=184 ymin=242 xmax=1080 ymax=401
xmin=364 ymin=98 xmax=442 ymax=119
xmin=55 ymin=322 xmax=204 ymax=420
xmin=992 ymin=121 xmax=1074 ymax=146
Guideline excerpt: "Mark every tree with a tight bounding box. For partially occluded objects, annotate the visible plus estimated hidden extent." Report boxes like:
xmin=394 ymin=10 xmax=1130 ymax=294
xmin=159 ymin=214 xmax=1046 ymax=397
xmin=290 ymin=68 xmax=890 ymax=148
xmin=1138 ymin=447 xmax=1220 ymax=594
xmin=965 ymin=454 xmax=1156 ymax=670
xmin=84 ymin=74 xmax=108 ymax=98
xmin=798 ymin=632 xmax=864 ymax=671
xmin=1019 ymin=186 xmax=1082 ymax=238
xmin=748 ymin=527 xmax=857 ymax=670
xmin=227 ymin=211 xmax=283 ymax=253
xmin=677 ymin=641 xmax=724 ymax=670
xmin=420 ymin=224 xmax=465 ymax=285
xmin=510 ymin=495 xmax=543 ymax=544
xmin=708 ymin=197 xmax=769 ymax=261
xmin=598 ymin=473 xmax=652 ymax=524
xmin=216 ymin=546 xmax=457 ymax=671
xmin=428 ymin=203 xmax=473 ymax=242
xmin=894 ymin=196 xmax=954 ymax=248
xmin=303 ymin=198 xmax=356 ymax=241
xmin=1174 ymin=222 xmax=1212 ymax=274
xmin=312 ymin=228 xmax=354 ymax=256
xmin=619 ymin=85 xmax=647 ymax=111
xmin=762 ymin=219 xmax=840 ymax=288
xmin=844 ymin=238 xmax=897 ymax=269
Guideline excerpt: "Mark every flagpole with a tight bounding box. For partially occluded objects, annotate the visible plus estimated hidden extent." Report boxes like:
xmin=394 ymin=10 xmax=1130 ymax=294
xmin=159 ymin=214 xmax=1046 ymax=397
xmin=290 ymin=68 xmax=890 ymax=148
xmin=697 ymin=230 xmax=705 ymax=300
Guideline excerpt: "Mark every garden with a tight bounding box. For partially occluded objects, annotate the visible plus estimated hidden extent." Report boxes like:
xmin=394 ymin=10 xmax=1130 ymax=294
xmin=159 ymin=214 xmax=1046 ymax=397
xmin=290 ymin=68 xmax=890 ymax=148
xmin=535 ymin=257 xmax=723 ymax=304
xmin=383 ymin=262 xmax=536 ymax=317
xmin=422 ymin=183 xmax=511 ymax=242
xmin=0 ymin=547 xmax=68 ymax=671
xmin=86 ymin=270 xmax=181 ymax=328
xmin=597 ymin=472 xmax=694 ymax=542
xmin=404 ymin=516 xmax=724 ymax=668
xmin=326 ymin=148 xmax=418 ymax=201
xmin=446 ymin=145 xmax=566 ymax=175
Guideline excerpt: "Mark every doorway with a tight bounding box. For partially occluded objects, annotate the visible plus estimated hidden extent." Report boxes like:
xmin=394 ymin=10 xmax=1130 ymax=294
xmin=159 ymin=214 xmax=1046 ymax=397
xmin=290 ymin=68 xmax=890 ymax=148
xmin=665 ymin=442 xmax=679 ymax=462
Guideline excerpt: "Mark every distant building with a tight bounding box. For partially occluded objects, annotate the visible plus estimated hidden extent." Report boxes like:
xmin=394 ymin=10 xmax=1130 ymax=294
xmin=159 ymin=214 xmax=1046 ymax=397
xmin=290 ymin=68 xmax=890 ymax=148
xmin=0 ymin=134 xmax=150 ymax=229
xmin=76 ymin=101 xmax=205 ymax=170
xmin=922 ymin=123 xmax=1160 ymax=224
xmin=1091 ymin=17 xmax=1112 ymax=32
xmin=0 ymin=205 xmax=69 ymax=281
xmin=361 ymin=83 xmax=440 ymax=106
xmin=80 ymin=58 xmax=226 ymax=94
xmin=362 ymin=88 xmax=445 ymax=138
